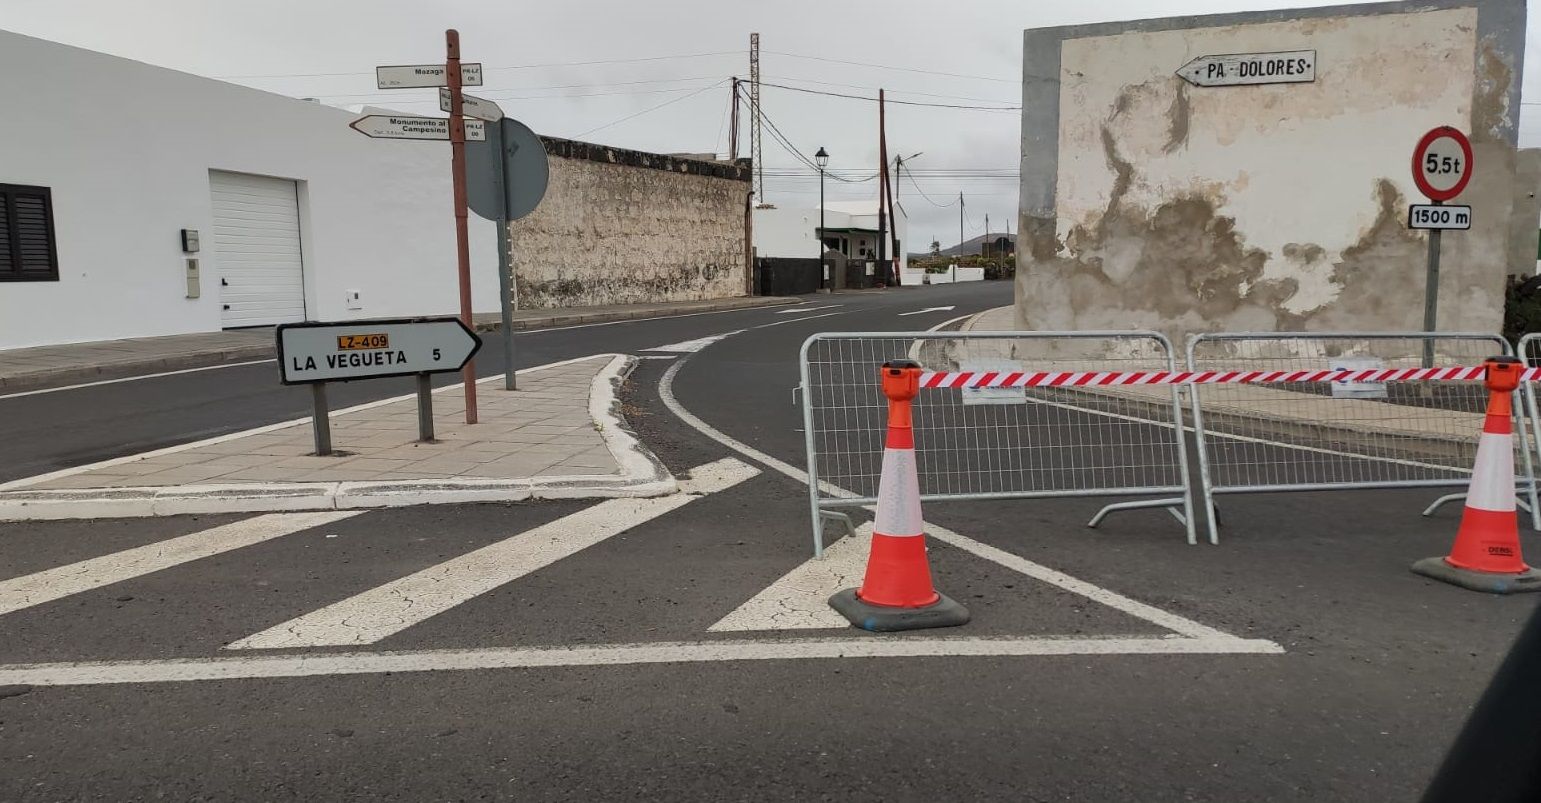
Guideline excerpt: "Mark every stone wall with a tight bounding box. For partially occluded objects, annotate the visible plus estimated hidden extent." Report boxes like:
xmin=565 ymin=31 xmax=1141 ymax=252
xmin=1019 ymin=0 xmax=1526 ymax=341
xmin=509 ymin=137 xmax=751 ymax=309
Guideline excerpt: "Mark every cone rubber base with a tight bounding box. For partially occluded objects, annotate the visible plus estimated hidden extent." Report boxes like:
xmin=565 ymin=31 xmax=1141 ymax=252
xmin=828 ymin=588 xmax=970 ymax=632
xmin=1411 ymin=557 xmax=1541 ymax=595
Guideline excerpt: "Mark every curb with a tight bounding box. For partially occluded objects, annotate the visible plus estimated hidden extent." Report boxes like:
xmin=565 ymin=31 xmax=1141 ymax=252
xmin=0 ymin=354 xmax=677 ymax=520
xmin=0 ymin=296 xmax=800 ymax=394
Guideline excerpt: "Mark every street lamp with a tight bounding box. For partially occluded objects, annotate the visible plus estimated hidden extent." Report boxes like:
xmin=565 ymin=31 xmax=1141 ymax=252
xmin=815 ymin=147 xmax=829 ymax=289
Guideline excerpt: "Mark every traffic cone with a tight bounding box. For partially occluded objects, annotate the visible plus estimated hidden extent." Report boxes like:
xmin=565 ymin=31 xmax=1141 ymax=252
xmin=1413 ymin=356 xmax=1541 ymax=594
xmin=829 ymin=360 xmax=970 ymax=631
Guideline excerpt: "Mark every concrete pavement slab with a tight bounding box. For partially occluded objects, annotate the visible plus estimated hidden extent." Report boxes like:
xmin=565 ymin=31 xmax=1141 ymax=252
xmin=0 ymin=355 xmax=674 ymax=519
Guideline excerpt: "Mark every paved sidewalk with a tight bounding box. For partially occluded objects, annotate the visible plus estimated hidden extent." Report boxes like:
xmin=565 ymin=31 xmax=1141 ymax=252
xmin=0 ymin=354 xmax=673 ymax=520
xmin=0 ymin=295 xmax=795 ymax=393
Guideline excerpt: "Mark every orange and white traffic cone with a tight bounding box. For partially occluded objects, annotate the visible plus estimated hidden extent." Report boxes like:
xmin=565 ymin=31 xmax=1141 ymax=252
xmin=1413 ymin=356 xmax=1541 ymax=594
xmin=829 ymin=360 xmax=970 ymax=631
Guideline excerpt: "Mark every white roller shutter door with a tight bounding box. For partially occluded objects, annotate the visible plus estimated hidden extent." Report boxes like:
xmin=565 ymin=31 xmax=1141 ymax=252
xmin=210 ymin=171 xmax=305 ymax=327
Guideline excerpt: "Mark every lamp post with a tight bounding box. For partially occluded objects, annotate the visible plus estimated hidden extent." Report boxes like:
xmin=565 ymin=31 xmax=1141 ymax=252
xmin=815 ymin=146 xmax=829 ymax=290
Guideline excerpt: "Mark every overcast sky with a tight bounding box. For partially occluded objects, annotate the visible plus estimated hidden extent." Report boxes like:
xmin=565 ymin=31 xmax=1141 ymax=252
xmin=4 ymin=0 xmax=1539 ymax=251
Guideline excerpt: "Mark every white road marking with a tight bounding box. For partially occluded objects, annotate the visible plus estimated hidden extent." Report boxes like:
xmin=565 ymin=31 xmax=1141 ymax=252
xmin=897 ymin=305 xmax=957 ymax=316
xmin=775 ymin=305 xmax=843 ymax=314
xmin=226 ymin=458 xmax=759 ymax=649
xmin=0 ymin=635 xmax=1283 ymax=686
xmin=0 ymin=511 xmax=359 ymax=617
xmin=0 ymin=359 xmax=277 ymax=400
xmin=708 ymin=526 xmax=869 ymax=631
xmin=643 ymin=331 xmax=745 ymax=353
xmin=752 ymin=312 xmax=846 ymax=329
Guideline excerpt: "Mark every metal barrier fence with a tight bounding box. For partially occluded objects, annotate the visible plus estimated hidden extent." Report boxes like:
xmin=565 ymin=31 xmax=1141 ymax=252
xmin=1515 ymin=333 xmax=1541 ymax=532
xmin=1187 ymin=332 xmax=1537 ymax=545
xmin=799 ymin=331 xmax=1195 ymax=556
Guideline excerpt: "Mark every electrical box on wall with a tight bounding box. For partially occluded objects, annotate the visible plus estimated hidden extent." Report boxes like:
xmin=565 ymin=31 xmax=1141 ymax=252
xmin=185 ymin=259 xmax=200 ymax=298
xmin=180 ymin=229 xmax=200 ymax=253
xmin=345 ymin=289 xmax=362 ymax=310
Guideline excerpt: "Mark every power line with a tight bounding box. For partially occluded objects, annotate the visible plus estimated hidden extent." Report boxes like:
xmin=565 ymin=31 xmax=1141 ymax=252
xmin=901 ymin=165 xmax=960 ymax=208
xmin=762 ymin=74 xmax=1018 ymax=105
xmin=574 ymin=79 xmax=726 ymax=139
xmin=764 ymin=50 xmax=1017 ymax=84
xmin=738 ymin=86 xmax=872 ymax=182
xmin=314 ymin=75 xmax=724 ymax=101
xmin=761 ymin=81 xmax=1019 ymax=111
xmin=215 ymin=50 xmax=743 ymax=80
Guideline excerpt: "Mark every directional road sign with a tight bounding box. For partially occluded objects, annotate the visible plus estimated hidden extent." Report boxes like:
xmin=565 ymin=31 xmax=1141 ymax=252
xmin=349 ymin=115 xmax=485 ymax=141
xmin=439 ymin=88 xmax=503 ymax=122
xmin=277 ymin=317 xmax=482 ymax=385
xmin=376 ymin=63 xmax=482 ymax=89
xmin=1177 ymin=50 xmax=1315 ymax=87
xmin=1409 ymin=204 xmax=1472 ymax=231
xmin=1412 ymin=126 xmax=1473 ymax=202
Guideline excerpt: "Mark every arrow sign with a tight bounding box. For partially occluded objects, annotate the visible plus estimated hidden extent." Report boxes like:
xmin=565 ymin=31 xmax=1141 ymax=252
xmin=377 ymin=63 xmax=482 ymax=89
xmin=276 ymin=317 xmax=482 ymax=385
xmin=439 ymin=88 xmax=503 ymax=122
xmin=897 ymin=306 xmax=956 ymax=316
xmin=1177 ymin=50 xmax=1315 ymax=87
xmin=349 ymin=115 xmax=485 ymax=141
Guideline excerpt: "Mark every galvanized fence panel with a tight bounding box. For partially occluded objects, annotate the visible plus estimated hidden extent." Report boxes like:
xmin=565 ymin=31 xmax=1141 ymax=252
xmin=799 ymin=331 xmax=1195 ymax=556
xmin=1516 ymin=332 xmax=1541 ymax=532
xmin=1187 ymin=332 xmax=1536 ymax=544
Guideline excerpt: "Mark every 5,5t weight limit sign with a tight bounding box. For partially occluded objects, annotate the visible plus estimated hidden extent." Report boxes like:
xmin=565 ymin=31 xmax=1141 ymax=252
xmin=1411 ymin=127 xmax=1473 ymax=202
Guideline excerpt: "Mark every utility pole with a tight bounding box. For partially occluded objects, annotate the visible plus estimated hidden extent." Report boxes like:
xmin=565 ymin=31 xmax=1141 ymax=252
xmin=956 ymin=192 xmax=963 ymax=284
xmin=876 ymin=88 xmax=889 ymax=287
xmin=728 ymin=77 xmax=739 ymax=161
xmin=446 ymin=29 xmax=477 ymax=424
xmin=749 ymin=34 xmax=764 ymax=203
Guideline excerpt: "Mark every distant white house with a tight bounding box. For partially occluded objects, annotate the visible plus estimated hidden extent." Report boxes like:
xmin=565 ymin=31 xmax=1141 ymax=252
xmin=753 ymin=200 xmax=909 ymax=271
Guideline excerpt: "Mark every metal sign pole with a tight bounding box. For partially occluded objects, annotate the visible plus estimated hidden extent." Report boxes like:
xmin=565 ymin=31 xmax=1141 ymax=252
xmin=416 ymin=374 xmax=435 ymax=441
xmin=311 ymin=383 xmax=332 ymax=456
xmin=446 ymin=29 xmax=478 ymax=424
xmin=1423 ymin=199 xmax=1443 ymax=368
xmin=492 ymin=120 xmax=517 ymax=391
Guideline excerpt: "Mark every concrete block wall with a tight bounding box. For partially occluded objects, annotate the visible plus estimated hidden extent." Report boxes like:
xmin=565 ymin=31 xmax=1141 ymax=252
xmin=509 ymin=138 xmax=751 ymax=309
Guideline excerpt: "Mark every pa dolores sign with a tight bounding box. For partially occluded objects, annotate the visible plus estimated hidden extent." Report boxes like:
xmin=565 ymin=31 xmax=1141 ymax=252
xmin=1177 ymin=50 xmax=1316 ymax=87
xmin=277 ymin=317 xmax=481 ymax=385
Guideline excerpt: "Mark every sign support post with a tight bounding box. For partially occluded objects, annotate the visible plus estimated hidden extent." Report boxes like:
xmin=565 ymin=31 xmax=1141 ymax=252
xmin=311 ymin=383 xmax=332 ymax=456
xmin=1423 ymin=200 xmax=1443 ymax=368
xmin=417 ymin=374 xmax=435 ymax=441
xmin=446 ymin=29 xmax=478 ymax=424
xmin=489 ymin=120 xmax=517 ymax=391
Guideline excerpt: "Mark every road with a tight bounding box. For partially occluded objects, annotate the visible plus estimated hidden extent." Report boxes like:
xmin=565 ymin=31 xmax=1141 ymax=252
xmin=1 ymin=281 xmax=1537 ymax=801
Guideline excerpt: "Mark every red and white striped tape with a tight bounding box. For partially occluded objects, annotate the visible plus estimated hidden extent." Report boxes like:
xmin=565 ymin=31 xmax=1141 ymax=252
xmin=918 ymin=365 xmax=1541 ymax=390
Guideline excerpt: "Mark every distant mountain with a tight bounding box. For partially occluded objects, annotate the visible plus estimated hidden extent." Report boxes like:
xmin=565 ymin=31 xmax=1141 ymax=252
xmin=910 ymin=232 xmax=1017 ymax=259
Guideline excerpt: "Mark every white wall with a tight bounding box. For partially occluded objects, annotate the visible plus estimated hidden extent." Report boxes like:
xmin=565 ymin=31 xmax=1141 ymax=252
xmin=0 ymin=29 xmax=497 ymax=349
xmin=752 ymin=205 xmax=822 ymax=259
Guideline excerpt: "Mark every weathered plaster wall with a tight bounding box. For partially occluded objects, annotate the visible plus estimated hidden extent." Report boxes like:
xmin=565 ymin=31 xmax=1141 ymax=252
xmin=1019 ymin=0 xmax=1526 ymax=340
xmin=508 ymin=138 xmax=750 ymax=309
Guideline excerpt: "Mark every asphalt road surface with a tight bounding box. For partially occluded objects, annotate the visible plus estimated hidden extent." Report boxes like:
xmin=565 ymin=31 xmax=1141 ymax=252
xmin=2 ymin=281 xmax=1538 ymax=801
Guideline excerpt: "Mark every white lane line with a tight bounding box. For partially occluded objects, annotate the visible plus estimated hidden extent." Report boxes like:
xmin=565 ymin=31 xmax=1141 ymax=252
xmin=752 ymin=312 xmax=846 ymax=330
xmin=0 ymin=354 xmax=616 ymax=492
xmin=921 ymin=521 xmax=1233 ymax=640
xmin=775 ymin=305 xmax=844 ymax=314
xmin=0 ymin=359 xmax=276 ymax=401
xmin=657 ymin=357 xmax=1271 ymax=646
xmin=897 ymin=305 xmax=957 ymax=316
xmin=226 ymin=458 xmax=759 ymax=649
xmin=0 ymin=635 xmax=1284 ymax=687
xmin=708 ymin=525 xmax=869 ymax=631
xmin=643 ymin=331 xmax=746 ymax=353
xmin=0 ymin=511 xmax=359 ymax=617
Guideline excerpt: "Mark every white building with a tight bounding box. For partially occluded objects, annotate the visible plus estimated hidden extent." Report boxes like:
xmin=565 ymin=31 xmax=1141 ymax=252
xmin=0 ymin=29 xmax=499 ymax=349
xmin=753 ymin=200 xmax=909 ymax=271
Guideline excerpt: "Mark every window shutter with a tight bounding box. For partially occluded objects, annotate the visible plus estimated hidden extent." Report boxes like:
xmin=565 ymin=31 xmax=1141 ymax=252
xmin=13 ymin=192 xmax=54 ymax=277
xmin=0 ymin=198 xmax=11 ymax=275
